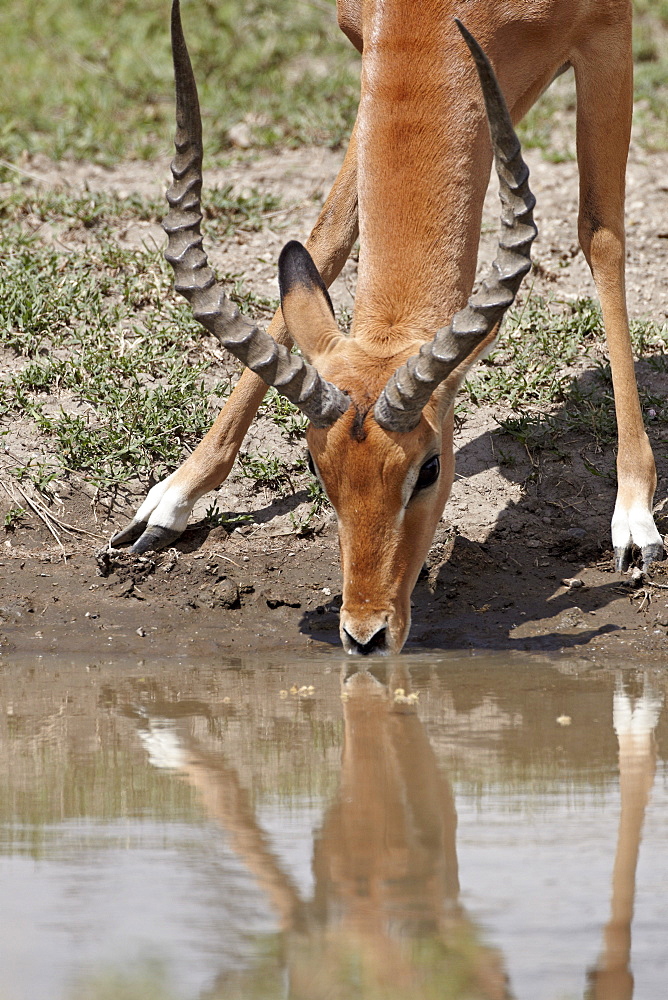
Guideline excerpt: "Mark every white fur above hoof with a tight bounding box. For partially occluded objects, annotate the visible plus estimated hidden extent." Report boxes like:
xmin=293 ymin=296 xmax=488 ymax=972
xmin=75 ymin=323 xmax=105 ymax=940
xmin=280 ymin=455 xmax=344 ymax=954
xmin=611 ymin=501 xmax=663 ymax=573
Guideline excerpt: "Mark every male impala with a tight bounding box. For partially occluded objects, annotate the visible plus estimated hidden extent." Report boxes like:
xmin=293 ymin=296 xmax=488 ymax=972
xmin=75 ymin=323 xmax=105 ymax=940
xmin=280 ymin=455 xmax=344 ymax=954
xmin=113 ymin=0 xmax=663 ymax=654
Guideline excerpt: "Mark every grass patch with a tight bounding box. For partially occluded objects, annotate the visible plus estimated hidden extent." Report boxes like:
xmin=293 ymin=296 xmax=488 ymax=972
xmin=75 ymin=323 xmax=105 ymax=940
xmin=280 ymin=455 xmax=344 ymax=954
xmin=0 ymin=183 xmax=322 ymax=502
xmin=0 ymin=182 xmax=285 ymax=491
xmin=0 ymin=0 xmax=359 ymax=166
xmin=461 ymin=295 xmax=668 ymax=459
xmin=237 ymin=450 xmax=304 ymax=494
xmin=0 ymin=183 xmax=283 ymax=241
xmin=461 ymin=298 xmax=603 ymax=413
xmin=258 ymin=387 xmax=309 ymax=438
xmin=235 ymin=447 xmax=330 ymax=533
xmin=0 ymin=230 xmax=230 ymax=489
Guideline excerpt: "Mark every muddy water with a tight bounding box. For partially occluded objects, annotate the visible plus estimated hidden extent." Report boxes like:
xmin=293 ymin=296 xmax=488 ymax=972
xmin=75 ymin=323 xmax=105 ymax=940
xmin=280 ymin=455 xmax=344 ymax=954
xmin=0 ymin=652 xmax=666 ymax=1000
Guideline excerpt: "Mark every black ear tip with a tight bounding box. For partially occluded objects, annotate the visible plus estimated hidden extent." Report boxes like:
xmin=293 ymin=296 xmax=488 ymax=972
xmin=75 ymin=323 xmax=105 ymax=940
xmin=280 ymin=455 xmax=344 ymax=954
xmin=278 ymin=240 xmax=309 ymax=269
xmin=278 ymin=241 xmax=334 ymax=316
xmin=278 ymin=240 xmax=317 ymax=298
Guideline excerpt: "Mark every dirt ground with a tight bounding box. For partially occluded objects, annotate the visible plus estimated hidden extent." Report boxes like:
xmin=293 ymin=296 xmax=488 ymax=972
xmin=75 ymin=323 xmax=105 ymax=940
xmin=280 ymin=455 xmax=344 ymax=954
xmin=2 ymin=144 xmax=668 ymax=660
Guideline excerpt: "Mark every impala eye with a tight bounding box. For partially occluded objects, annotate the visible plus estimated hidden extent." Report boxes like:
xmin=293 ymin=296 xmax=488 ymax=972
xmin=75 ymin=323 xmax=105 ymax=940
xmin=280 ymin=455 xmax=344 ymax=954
xmin=414 ymin=455 xmax=440 ymax=493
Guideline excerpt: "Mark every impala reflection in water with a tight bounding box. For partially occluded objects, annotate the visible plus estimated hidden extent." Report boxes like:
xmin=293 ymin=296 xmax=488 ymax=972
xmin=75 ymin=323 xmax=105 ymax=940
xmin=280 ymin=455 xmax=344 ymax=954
xmin=0 ymin=656 xmax=665 ymax=1000
xmin=586 ymin=678 xmax=662 ymax=1000
xmin=134 ymin=665 xmax=662 ymax=1000
xmin=138 ymin=666 xmax=509 ymax=999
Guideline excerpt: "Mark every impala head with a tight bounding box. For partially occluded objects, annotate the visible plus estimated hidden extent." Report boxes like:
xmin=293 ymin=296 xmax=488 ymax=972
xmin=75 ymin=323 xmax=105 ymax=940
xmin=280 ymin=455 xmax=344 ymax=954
xmin=278 ymin=242 xmax=457 ymax=654
xmin=310 ymin=410 xmax=452 ymax=655
xmin=164 ymin=1 xmax=536 ymax=656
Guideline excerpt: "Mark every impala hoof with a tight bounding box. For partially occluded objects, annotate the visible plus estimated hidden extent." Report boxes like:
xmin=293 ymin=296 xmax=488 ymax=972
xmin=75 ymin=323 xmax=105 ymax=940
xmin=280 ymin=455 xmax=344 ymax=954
xmin=642 ymin=541 xmax=665 ymax=573
xmin=614 ymin=541 xmax=665 ymax=574
xmin=130 ymin=525 xmax=183 ymax=554
xmin=110 ymin=519 xmax=148 ymax=547
xmin=614 ymin=544 xmax=633 ymax=574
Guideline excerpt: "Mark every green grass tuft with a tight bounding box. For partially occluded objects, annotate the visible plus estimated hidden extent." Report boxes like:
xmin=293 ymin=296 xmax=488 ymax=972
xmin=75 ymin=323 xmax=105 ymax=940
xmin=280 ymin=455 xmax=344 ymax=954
xmin=0 ymin=0 xmax=360 ymax=166
xmin=461 ymin=295 xmax=668 ymax=459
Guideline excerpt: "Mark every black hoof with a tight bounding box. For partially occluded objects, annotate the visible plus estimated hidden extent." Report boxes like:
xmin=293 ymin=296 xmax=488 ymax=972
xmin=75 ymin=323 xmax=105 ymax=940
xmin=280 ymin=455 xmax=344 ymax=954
xmin=110 ymin=519 xmax=148 ymax=547
xmin=130 ymin=525 xmax=183 ymax=554
xmin=614 ymin=545 xmax=633 ymax=574
xmin=642 ymin=542 xmax=666 ymax=573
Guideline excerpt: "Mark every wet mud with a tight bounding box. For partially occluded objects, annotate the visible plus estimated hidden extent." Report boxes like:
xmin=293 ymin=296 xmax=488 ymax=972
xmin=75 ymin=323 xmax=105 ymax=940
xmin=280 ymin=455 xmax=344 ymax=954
xmin=2 ymin=504 xmax=668 ymax=660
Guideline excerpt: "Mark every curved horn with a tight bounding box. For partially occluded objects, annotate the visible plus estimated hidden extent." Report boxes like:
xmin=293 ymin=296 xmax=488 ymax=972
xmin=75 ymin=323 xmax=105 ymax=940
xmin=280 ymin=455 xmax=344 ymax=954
xmin=163 ymin=0 xmax=350 ymax=429
xmin=374 ymin=19 xmax=537 ymax=432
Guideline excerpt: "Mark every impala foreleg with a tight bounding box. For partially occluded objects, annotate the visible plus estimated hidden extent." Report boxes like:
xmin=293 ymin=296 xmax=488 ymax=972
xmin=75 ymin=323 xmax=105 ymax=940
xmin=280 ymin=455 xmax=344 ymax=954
xmin=573 ymin=34 xmax=663 ymax=572
xmin=112 ymin=127 xmax=359 ymax=553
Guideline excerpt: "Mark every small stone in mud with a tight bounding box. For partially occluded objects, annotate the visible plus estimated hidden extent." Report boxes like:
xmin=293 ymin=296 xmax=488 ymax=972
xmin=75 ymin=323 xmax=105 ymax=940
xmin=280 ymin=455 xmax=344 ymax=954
xmin=107 ymin=580 xmax=134 ymax=599
xmin=136 ymin=626 xmax=146 ymax=637
xmin=161 ymin=550 xmax=179 ymax=573
xmin=0 ymin=599 xmax=34 ymax=622
xmin=210 ymin=579 xmax=240 ymax=610
xmin=561 ymin=577 xmax=584 ymax=590
xmin=266 ymin=592 xmax=301 ymax=609
xmin=556 ymin=714 xmax=572 ymax=726
xmin=559 ymin=607 xmax=586 ymax=627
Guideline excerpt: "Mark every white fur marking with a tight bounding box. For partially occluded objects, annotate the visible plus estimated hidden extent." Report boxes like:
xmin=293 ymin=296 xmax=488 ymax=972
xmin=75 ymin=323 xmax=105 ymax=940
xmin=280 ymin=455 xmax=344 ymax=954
xmin=134 ymin=473 xmax=194 ymax=534
xmin=611 ymin=498 xmax=662 ymax=551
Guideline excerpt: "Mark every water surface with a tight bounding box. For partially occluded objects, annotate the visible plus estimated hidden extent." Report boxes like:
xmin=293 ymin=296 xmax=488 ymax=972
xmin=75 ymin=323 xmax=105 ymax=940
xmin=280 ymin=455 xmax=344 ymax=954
xmin=0 ymin=651 xmax=666 ymax=999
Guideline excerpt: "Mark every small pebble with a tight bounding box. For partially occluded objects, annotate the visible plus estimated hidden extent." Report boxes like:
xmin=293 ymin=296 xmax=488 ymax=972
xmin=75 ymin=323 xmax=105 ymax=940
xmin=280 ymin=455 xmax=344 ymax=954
xmin=556 ymin=715 xmax=572 ymax=726
xmin=136 ymin=626 xmax=146 ymax=637
xmin=561 ymin=577 xmax=584 ymax=589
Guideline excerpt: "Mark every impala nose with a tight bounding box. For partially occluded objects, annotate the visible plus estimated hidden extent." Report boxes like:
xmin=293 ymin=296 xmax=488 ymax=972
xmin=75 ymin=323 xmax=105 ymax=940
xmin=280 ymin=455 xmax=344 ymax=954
xmin=342 ymin=625 xmax=389 ymax=656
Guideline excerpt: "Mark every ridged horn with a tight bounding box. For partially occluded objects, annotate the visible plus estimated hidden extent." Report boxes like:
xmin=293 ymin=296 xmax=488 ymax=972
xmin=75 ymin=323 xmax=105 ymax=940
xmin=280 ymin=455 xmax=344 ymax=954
xmin=163 ymin=0 xmax=351 ymax=429
xmin=374 ymin=19 xmax=537 ymax=432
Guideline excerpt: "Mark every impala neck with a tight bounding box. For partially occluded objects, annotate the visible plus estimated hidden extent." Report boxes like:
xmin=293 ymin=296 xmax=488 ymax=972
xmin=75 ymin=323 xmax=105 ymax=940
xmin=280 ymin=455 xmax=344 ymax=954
xmin=352 ymin=0 xmax=493 ymax=353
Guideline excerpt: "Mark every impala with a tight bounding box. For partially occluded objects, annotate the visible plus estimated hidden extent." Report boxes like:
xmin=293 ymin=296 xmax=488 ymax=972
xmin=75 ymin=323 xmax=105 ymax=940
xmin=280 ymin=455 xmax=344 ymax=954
xmin=113 ymin=0 xmax=662 ymax=654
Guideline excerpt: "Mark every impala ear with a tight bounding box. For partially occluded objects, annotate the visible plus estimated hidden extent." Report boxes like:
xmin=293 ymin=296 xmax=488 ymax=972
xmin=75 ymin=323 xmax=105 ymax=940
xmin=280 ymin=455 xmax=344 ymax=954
xmin=278 ymin=241 xmax=342 ymax=362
